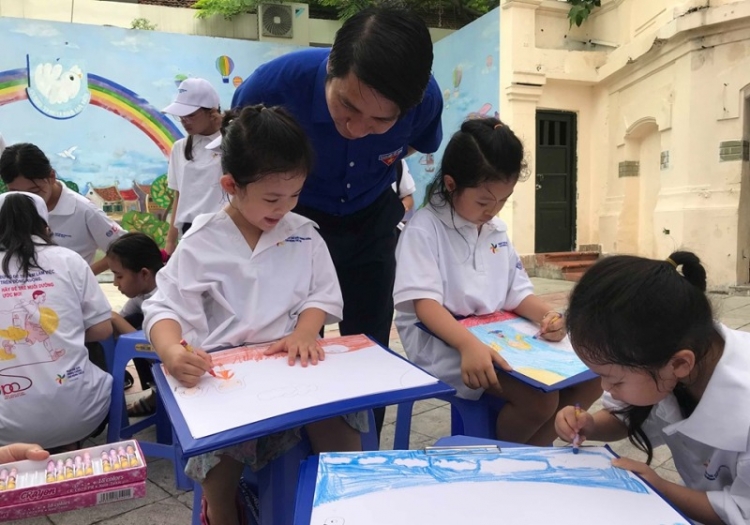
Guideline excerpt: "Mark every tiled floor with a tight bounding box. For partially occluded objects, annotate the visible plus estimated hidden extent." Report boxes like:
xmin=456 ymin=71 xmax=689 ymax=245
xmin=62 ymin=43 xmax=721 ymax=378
xmin=8 ymin=278 xmax=750 ymax=524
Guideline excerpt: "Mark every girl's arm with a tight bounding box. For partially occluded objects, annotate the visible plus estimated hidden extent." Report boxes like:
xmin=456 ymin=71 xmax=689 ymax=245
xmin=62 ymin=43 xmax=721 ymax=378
xmin=84 ymin=319 xmax=113 ymax=342
xmin=90 ymin=257 xmax=111 ymax=276
xmin=111 ymin=311 xmax=136 ymax=337
xmin=165 ymin=192 xmax=180 ymax=255
xmin=149 ymin=318 xmax=211 ymax=387
xmin=627 ymin=474 xmax=723 ymax=525
xmin=414 ymin=298 xmax=511 ymax=390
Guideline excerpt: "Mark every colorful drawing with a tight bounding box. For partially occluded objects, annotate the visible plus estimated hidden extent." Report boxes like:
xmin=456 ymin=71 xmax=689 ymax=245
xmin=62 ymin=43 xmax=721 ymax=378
xmin=174 ymin=73 xmax=188 ymax=87
xmin=121 ymin=210 xmax=169 ymax=248
xmin=232 ymin=76 xmax=243 ymax=88
xmin=310 ymin=447 xmax=690 ymax=525
xmin=149 ymin=174 xmax=174 ymax=211
xmin=215 ymin=55 xmax=235 ymax=84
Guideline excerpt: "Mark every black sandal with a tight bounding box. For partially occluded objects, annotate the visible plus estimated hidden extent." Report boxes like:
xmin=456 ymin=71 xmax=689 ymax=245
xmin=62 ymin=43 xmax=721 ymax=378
xmin=124 ymin=371 xmax=134 ymax=390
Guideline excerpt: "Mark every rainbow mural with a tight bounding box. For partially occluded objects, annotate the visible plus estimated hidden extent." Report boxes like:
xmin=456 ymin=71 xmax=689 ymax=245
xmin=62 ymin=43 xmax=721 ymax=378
xmin=0 ymin=68 xmax=183 ymax=157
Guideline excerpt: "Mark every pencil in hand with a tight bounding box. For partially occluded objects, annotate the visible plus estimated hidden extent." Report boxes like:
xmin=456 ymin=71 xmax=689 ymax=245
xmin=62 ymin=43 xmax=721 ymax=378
xmin=180 ymin=339 xmax=216 ymax=377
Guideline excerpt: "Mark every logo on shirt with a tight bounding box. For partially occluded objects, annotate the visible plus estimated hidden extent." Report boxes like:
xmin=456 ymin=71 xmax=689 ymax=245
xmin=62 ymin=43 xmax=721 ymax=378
xmin=283 ymin=236 xmax=312 ymax=243
xmin=105 ymin=225 xmax=121 ymax=238
xmin=52 ymin=232 xmax=72 ymax=239
xmin=490 ymin=241 xmax=508 ymax=253
xmin=516 ymin=260 xmax=524 ymax=270
xmin=378 ymin=147 xmax=404 ymax=167
xmin=55 ymin=374 xmax=65 ymax=385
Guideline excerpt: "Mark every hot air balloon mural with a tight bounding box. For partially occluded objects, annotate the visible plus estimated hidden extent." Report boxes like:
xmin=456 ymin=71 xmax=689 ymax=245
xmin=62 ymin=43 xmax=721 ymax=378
xmin=232 ymin=76 xmax=243 ymax=88
xmin=174 ymin=73 xmax=187 ymax=88
xmin=215 ymin=55 xmax=235 ymax=84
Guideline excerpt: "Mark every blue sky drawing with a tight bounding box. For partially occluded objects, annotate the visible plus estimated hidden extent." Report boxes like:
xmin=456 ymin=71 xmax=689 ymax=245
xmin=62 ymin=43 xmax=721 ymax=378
xmin=313 ymin=448 xmax=650 ymax=508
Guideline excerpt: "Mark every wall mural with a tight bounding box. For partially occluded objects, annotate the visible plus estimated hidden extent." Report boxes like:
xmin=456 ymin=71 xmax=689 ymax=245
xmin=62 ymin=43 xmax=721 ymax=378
xmin=406 ymin=8 xmax=500 ymax=208
xmin=0 ymin=18 xmax=303 ymax=246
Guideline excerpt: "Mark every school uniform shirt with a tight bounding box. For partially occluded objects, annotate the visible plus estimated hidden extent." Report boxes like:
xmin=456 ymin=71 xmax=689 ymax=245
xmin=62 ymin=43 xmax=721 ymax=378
xmin=0 ymin=133 xmax=6 ymax=155
xmin=119 ymin=288 xmax=156 ymax=318
xmin=167 ymin=132 xmax=224 ymax=227
xmin=143 ymin=210 xmax=343 ymax=350
xmin=393 ymin=202 xmax=534 ymax=399
xmin=391 ymin=160 xmax=417 ymax=199
xmin=603 ymin=324 xmax=750 ymax=524
xmin=0 ymin=243 xmax=112 ymax=448
xmin=49 ymin=183 xmax=126 ymax=264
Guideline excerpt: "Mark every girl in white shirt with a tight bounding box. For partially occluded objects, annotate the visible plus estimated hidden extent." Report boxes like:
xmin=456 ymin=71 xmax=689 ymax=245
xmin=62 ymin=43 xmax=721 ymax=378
xmin=0 ymin=192 xmax=112 ymax=451
xmin=0 ymin=143 xmax=125 ymax=275
xmin=144 ymin=105 xmax=364 ymax=525
xmin=163 ymin=78 xmax=225 ymax=255
xmin=556 ymin=252 xmax=750 ymax=525
xmin=394 ymin=118 xmax=601 ymax=446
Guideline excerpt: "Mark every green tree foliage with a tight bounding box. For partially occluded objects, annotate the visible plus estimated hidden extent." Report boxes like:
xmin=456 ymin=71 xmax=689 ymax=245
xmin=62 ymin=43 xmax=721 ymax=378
xmin=566 ymin=0 xmax=601 ymax=27
xmin=0 ymin=180 xmax=7 ymax=195
xmin=150 ymin=174 xmax=174 ymax=211
xmin=121 ymin=211 xmax=170 ymax=248
xmin=59 ymin=179 xmax=79 ymax=194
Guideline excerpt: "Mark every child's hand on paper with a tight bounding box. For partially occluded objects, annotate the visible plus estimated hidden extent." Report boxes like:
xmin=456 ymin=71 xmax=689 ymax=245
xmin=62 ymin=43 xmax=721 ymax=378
xmin=163 ymin=343 xmax=213 ymax=387
xmin=611 ymin=457 xmax=663 ymax=490
xmin=539 ymin=311 xmax=566 ymax=342
xmin=265 ymin=331 xmax=324 ymax=367
xmin=555 ymin=405 xmax=594 ymax=444
xmin=457 ymin=340 xmax=512 ymax=390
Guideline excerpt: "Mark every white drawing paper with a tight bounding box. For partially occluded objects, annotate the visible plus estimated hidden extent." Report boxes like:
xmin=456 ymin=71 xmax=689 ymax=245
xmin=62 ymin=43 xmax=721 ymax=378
xmin=162 ymin=335 xmax=439 ymax=439
xmin=310 ymin=447 xmax=690 ymax=525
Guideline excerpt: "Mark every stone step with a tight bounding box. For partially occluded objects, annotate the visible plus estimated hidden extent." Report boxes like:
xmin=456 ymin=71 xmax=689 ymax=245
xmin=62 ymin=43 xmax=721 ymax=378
xmin=729 ymin=285 xmax=750 ymax=296
xmin=540 ymin=251 xmax=600 ymax=263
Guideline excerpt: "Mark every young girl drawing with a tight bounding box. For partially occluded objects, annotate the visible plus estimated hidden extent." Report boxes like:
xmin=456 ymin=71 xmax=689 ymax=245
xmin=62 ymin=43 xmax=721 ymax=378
xmin=163 ymin=78 xmax=225 ymax=255
xmin=108 ymin=232 xmax=164 ymax=415
xmin=0 ymin=143 xmax=126 ymax=275
xmin=556 ymin=252 xmax=750 ymax=525
xmin=143 ymin=105 xmax=365 ymax=525
xmin=0 ymin=192 xmax=112 ymax=451
xmin=394 ymin=118 xmax=601 ymax=445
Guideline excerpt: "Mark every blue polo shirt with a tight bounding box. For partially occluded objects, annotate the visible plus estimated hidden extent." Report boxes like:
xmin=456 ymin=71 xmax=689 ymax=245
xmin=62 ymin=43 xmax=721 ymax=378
xmin=232 ymin=48 xmax=443 ymax=216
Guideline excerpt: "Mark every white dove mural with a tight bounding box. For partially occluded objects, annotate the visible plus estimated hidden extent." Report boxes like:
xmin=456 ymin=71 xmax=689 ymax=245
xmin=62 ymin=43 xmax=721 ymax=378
xmin=33 ymin=63 xmax=83 ymax=104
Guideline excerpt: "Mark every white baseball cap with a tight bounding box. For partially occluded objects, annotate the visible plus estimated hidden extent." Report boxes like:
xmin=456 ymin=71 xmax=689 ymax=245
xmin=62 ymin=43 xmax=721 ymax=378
xmin=163 ymin=78 xmax=220 ymax=117
xmin=0 ymin=191 xmax=49 ymax=223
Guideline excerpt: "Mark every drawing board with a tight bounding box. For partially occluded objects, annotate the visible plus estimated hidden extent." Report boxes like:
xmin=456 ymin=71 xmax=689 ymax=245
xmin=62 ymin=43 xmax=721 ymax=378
xmin=309 ymin=446 xmax=692 ymax=525
xmin=420 ymin=311 xmax=596 ymax=391
xmin=161 ymin=335 xmax=439 ymax=439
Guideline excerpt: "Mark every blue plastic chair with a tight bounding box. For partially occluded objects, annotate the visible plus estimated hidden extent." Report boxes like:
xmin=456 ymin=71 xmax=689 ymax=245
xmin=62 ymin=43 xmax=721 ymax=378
xmin=105 ymin=330 xmax=192 ymax=490
xmin=393 ymin=394 xmax=507 ymax=449
xmin=191 ymin=410 xmax=379 ymax=525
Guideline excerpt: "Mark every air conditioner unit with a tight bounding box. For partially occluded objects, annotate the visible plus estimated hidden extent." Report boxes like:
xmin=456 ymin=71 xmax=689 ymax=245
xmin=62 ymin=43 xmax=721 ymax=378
xmin=258 ymin=3 xmax=310 ymax=46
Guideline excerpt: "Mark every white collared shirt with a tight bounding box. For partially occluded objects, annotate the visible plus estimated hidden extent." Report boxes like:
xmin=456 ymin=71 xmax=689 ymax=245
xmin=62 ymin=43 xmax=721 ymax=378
xmin=119 ymin=287 xmax=157 ymax=318
xmin=49 ymin=183 xmax=126 ymax=264
xmin=143 ymin=209 xmax=342 ymax=350
xmin=603 ymin=324 xmax=750 ymax=524
xmin=393 ymin=202 xmax=534 ymax=399
xmin=167 ymin=132 xmax=224 ymax=226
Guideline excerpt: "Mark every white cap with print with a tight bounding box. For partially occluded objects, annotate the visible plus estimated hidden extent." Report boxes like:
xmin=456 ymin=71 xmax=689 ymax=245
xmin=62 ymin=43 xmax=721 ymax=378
xmin=163 ymin=78 xmax=220 ymax=117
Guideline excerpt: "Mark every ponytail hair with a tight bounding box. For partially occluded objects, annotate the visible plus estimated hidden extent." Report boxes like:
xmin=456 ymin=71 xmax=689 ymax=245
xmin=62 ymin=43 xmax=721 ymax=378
xmin=565 ymin=251 xmax=716 ymax=464
xmin=424 ymin=118 xmax=528 ymax=208
xmin=0 ymin=193 xmax=53 ymax=279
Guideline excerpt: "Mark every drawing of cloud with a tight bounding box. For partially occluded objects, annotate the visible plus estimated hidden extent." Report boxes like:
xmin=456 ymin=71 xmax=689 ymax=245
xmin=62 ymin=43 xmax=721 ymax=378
xmin=358 ymin=457 xmax=387 ymax=465
xmin=322 ymin=456 xmax=354 ymax=465
xmin=479 ymin=458 xmax=546 ymax=475
xmin=111 ymin=35 xmax=153 ymax=52
xmin=13 ymin=24 xmax=60 ymax=37
xmin=394 ymin=458 xmax=429 ymax=468
xmin=546 ymin=451 xmax=611 ymax=470
xmin=152 ymin=78 xmax=175 ymax=88
xmin=434 ymin=459 xmax=476 ymax=471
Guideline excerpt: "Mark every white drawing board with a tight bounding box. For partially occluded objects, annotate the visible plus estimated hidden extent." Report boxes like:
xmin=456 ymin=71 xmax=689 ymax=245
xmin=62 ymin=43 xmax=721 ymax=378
xmin=162 ymin=335 xmax=439 ymax=439
xmin=310 ymin=447 xmax=691 ymax=525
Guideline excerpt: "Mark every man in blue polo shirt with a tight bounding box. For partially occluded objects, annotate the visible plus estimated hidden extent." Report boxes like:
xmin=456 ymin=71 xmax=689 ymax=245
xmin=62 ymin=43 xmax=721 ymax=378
xmin=233 ymin=6 xmax=443 ymax=437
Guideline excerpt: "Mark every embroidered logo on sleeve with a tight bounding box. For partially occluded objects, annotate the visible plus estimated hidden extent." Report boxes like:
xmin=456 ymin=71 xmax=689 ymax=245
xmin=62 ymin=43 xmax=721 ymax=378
xmin=378 ymin=147 xmax=404 ymax=166
xmin=490 ymin=241 xmax=508 ymax=253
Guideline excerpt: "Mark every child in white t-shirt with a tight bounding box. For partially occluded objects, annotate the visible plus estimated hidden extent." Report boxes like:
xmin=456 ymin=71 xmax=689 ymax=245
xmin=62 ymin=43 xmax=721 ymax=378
xmin=392 ymin=159 xmax=416 ymax=229
xmin=0 ymin=143 xmax=126 ymax=275
xmin=0 ymin=192 xmax=113 ymax=451
xmin=163 ymin=78 xmax=225 ymax=255
xmin=394 ymin=118 xmax=602 ymax=446
xmin=144 ymin=104 xmax=365 ymax=525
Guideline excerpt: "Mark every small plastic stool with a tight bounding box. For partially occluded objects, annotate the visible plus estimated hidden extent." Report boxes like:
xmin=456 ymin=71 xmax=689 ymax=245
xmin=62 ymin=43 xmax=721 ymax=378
xmin=105 ymin=330 xmax=192 ymax=490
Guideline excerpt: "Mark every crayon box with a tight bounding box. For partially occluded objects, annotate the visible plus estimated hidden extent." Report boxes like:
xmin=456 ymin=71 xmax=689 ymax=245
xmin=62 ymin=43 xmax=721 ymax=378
xmin=0 ymin=439 xmax=146 ymax=520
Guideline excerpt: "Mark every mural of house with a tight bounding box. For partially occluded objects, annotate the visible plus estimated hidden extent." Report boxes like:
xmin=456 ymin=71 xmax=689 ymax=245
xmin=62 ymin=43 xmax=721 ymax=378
xmin=119 ymin=188 xmax=140 ymax=213
xmin=87 ymin=185 xmax=123 ymax=215
xmin=134 ymin=182 xmax=168 ymax=221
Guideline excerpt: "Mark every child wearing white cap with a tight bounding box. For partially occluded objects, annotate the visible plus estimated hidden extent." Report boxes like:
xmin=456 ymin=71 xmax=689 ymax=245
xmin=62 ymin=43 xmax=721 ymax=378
xmin=163 ymin=78 xmax=224 ymax=255
xmin=0 ymin=192 xmax=113 ymax=451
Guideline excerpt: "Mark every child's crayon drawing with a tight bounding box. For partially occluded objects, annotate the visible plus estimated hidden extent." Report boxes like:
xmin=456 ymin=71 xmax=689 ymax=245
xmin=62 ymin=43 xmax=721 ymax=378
xmin=310 ymin=447 xmax=691 ymax=525
xmin=162 ymin=335 xmax=438 ymax=439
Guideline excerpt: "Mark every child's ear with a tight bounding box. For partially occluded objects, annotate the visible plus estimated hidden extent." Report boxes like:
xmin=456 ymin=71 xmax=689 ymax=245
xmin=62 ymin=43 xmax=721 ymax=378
xmin=670 ymin=349 xmax=696 ymax=380
xmin=220 ymin=174 xmax=236 ymax=195
xmin=443 ymin=174 xmax=456 ymax=192
xmin=139 ymin=268 xmax=151 ymax=279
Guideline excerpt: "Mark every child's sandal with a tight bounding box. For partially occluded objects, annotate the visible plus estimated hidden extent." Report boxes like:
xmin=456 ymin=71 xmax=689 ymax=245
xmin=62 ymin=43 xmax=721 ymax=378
xmin=126 ymin=390 xmax=157 ymax=417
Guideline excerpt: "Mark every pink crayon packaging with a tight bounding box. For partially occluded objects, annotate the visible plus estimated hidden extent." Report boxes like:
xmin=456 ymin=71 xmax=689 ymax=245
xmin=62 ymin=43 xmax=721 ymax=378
xmin=0 ymin=439 xmax=146 ymax=520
